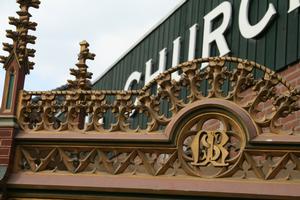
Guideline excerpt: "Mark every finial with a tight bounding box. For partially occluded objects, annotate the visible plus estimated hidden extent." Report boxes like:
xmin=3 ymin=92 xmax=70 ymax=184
xmin=17 ymin=0 xmax=41 ymax=9
xmin=67 ymin=40 xmax=95 ymax=90
xmin=0 ymin=0 xmax=40 ymax=74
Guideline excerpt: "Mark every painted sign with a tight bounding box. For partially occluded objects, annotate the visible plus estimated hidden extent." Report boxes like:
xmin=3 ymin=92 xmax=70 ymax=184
xmin=93 ymin=0 xmax=300 ymax=91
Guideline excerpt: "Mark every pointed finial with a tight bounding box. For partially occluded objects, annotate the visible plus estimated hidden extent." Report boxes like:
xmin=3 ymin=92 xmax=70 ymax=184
xmin=0 ymin=0 xmax=40 ymax=73
xmin=67 ymin=40 xmax=95 ymax=90
xmin=17 ymin=0 xmax=41 ymax=9
xmin=78 ymin=40 xmax=96 ymax=64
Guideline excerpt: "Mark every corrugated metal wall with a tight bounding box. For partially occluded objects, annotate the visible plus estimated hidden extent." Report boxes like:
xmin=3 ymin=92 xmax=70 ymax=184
xmin=93 ymin=0 xmax=300 ymax=90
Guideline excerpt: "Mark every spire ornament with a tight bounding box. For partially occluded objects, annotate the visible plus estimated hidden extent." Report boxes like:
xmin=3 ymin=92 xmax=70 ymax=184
xmin=67 ymin=41 xmax=95 ymax=90
xmin=0 ymin=0 xmax=40 ymax=74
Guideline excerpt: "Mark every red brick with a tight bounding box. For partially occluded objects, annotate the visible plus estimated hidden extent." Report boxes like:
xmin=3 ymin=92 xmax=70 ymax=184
xmin=0 ymin=148 xmax=10 ymax=156
xmin=280 ymin=65 xmax=299 ymax=76
xmin=1 ymin=139 xmax=12 ymax=146
xmin=234 ymin=62 xmax=300 ymax=135
xmin=0 ymin=130 xmax=13 ymax=138
xmin=281 ymin=114 xmax=296 ymax=123
xmin=285 ymin=72 xmax=300 ymax=82
xmin=0 ymin=157 xmax=9 ymax=165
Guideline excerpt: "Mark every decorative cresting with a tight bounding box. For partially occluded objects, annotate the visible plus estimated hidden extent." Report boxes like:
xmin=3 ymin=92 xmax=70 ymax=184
xmin=17 ymin=57 xmax=300 ymax=135
xmin=14 ymin=57 xmax=300 ymax=182
xmin=14 ymin=57 xmax=300 ymax=181
xmin=0 ymin=0 xmax=40 ymax=73
xmin=18 ymin=41 xmax=97 ymax=131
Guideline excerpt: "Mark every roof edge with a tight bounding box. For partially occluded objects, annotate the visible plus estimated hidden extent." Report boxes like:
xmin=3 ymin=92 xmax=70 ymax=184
xmin=92 ymin=0 xmax=187 ymax=85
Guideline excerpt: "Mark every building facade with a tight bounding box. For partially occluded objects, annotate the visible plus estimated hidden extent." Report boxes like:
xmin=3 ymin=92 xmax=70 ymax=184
xmin=93 ymin=0 xmax=300 ymax=92
xmin=93 ymin=0 xmax=300 ymax=133
xmin=0 ymin=0 xmax=300 ymax=199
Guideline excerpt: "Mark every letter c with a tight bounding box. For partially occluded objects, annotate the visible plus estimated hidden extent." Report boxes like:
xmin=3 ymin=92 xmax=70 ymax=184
xmin=239 ymin=0 xmax=277 ymax=39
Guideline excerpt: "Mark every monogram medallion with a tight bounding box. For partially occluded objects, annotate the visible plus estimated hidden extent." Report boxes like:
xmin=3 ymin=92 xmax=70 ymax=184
xmin=190 ymin=131 xmax=229 ymax=167
xmin=177 ymin=109 xmax=247 ymax=177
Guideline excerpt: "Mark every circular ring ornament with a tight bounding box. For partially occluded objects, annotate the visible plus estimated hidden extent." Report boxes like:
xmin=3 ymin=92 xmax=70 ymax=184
xmin=166 ymin=99 xmax=259 ymax=178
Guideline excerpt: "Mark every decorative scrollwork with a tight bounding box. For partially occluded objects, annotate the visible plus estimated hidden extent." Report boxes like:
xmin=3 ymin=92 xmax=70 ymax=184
xmin=17 ymin=57 xmax=299 ymax=135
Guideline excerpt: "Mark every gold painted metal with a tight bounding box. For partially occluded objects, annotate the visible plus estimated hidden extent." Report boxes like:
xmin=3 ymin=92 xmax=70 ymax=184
xmin=6 ymin=55 xmax=300 ymax=200
xmin=17 ymin=57 xmax=300 ymax=135
xmin=14 ymin=145 xmax=300 ymax=181
xmin=12 ymin=56 xmax=300 ymax=182
xmin=190 ymin=130 xmax=229 ymax=167
xmin=176 ymin=109 xmax=247 ymax=178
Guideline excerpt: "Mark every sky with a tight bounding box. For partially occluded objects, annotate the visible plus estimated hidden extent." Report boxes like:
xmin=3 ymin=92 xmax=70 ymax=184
xmin=0 ymin=0 xmax=182 ymax=103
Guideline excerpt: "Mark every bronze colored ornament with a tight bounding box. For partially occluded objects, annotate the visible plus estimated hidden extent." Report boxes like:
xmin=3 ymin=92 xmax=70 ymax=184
xmin=17 ymin=57 xmax=300 ymax=135
xmin=0 ymin=0 xmax=40 ymax=73
xmin=190 ymin=130 xmax=229 ymax=167
xmin=0 ymin=1 xmax=298 ymax=198
xmin=67 ymin=40 xmax=95 ymax=90
xmin=14 ymin=56 xmax=300 ymax=181
xmin=8 ymin=56 xmax=300 ymax=199
xmin=175 ymin=100 xmax=247 ymax=178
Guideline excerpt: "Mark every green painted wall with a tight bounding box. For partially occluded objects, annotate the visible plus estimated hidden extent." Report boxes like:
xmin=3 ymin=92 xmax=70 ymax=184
xmin=93 ymin=0 xmax=300 ymax=90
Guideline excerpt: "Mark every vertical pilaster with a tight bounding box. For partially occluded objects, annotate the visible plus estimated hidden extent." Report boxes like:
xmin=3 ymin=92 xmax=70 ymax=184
xmin=0 ymin=0 xmax=40 ymax=198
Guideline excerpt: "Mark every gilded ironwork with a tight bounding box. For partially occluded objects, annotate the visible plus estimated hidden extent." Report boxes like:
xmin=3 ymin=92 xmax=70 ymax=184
xmin=13 ymin=56 xmax=300 ymax=183
xmin=0 ymin=0 xmax=40 ymax=73
xmin=0 ymin=0 xmax=298 ymax=198
xmin=17 ymin=57 xmax=300 ymax=135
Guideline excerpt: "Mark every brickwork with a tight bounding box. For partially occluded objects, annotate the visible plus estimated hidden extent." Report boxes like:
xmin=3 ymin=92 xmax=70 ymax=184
xmin=202 ymin=61 xmax=300 ymax=134
xmin=0 ymin=129 xmax=13 ymax=165
xmin=254 ymin=62 xmax=300 ymax=133
xmin=278 ymin=62 xmax=300 ymax=133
